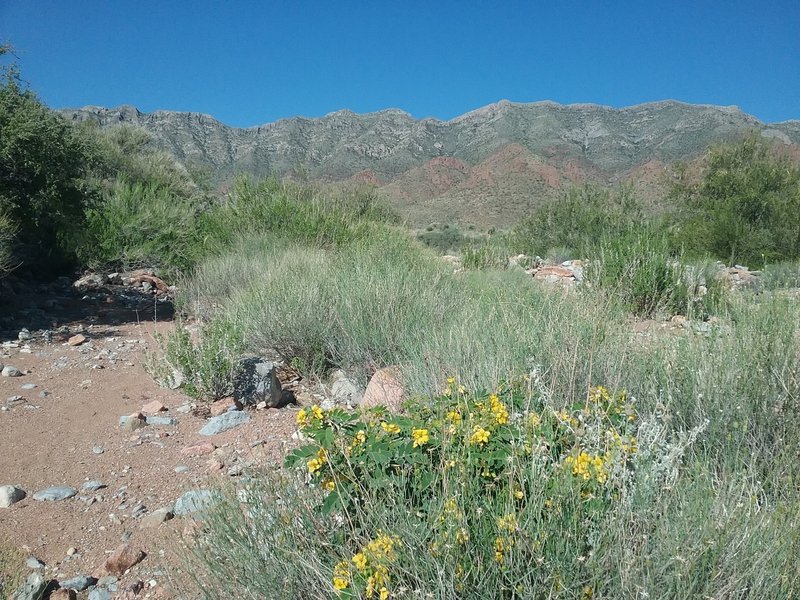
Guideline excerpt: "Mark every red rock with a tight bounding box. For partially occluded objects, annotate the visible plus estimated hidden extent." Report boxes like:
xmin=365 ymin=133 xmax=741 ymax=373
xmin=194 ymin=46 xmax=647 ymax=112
xmin=181 ymin=442 xmax=217 ymax=456
xmin=103 ymin=543 xmax=145 ymax=576
xmin=360 ymin=367 xmax=407 ymax=413
xmin=141 ymin=400 xmax=166 ymax=415
xmin=209 ymin=397 xmax=238 ymax=417
xmin=533 ymin=266 xmax=574 ymax=279
xmin=68 ymin=334 xmax=87 ymax=346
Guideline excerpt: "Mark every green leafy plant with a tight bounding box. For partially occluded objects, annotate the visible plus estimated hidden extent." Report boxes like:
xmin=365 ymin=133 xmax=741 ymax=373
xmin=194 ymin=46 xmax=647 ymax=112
xmin=285 ymin=377 xmax=644 ymax=597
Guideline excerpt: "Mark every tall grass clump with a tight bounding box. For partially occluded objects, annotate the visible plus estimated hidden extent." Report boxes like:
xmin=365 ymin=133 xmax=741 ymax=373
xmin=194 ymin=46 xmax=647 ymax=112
xmin=82 ymin=178 xmax=207 ymax=275
xmin=585 ymin=230 xmax=726 ymax=318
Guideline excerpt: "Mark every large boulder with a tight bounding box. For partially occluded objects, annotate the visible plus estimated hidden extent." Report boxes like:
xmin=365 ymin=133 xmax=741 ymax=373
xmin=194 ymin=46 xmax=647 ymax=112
xmin=233 ymin=358 xmax=295 ymax=408
xmin=360 ymin=367 xmax=407 ymax=414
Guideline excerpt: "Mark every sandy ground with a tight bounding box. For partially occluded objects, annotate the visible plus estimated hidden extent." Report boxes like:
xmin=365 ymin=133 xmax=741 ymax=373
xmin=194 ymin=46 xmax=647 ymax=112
xmin=0 ymin=281 xmax=302 ymax=598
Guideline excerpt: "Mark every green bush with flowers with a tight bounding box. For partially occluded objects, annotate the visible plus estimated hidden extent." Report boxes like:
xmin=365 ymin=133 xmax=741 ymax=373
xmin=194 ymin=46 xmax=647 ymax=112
xmin=286 ymin=376 xmax=641 ymax=598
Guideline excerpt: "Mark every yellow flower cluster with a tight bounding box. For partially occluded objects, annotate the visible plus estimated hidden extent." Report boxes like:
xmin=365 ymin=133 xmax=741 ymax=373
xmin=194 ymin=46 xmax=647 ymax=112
xmin=333 ymin=533 xmax=400 ymax=599
xmin=565 ymin=451 xmax=608 ymax=484
xmin=380 ymin=421 xmax=400 ymax=435
xmin=307 ymin=447 xmax=327 ymax=475
xmin=489 ymin=393 xmax=509 ymax=425
xmin=411 ymin=428 xmax=430 ymax=448
xmin=469 ymin=425 xmax=490 ymax=446
xmin=296 ymin=404 xmax=325 ymax=429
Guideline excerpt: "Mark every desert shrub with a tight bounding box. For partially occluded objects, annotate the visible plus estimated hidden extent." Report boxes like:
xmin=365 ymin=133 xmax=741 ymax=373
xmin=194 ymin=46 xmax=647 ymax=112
xmin=586 ymin=230 xmax=726 ymax=318
xmin=82 ymin=178 xmax=207 ymax=275
xmin=189 ymin=379 xmax=778 ymax=599
xmin=417 ymin=223 xmax=471 ymax=253
xmin=672 ymin=135 xmax=800 ymax=266
xmin=513 ymin=185 xmax=645 ymax=259
xmin=761 ymin=261 xmax=800 ymax=290
xmin=148 ymin=317 xmax=244 ymax=402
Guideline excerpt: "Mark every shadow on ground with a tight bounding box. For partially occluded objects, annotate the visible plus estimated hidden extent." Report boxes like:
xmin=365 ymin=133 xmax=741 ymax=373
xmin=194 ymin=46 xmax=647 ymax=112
xmin=0 ymin=275 xmax=174 ymax=341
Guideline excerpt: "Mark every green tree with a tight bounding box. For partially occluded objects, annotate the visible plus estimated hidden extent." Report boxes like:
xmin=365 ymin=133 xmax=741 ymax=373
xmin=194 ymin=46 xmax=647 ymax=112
xmin=0 ymin=46 xmax=100 ymax=273
xmin=673 ymin=135 xmax=800 ymax=266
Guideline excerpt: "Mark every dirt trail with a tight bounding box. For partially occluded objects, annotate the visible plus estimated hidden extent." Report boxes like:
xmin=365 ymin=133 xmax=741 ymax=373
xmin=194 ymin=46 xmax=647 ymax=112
xmin=0 ymin=279 xmax=299 ymax=598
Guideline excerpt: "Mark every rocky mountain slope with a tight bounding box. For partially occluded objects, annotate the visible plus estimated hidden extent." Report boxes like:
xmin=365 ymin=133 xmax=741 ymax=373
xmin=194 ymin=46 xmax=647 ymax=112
xmin=60 ymin=101 xmax=800 ymax=227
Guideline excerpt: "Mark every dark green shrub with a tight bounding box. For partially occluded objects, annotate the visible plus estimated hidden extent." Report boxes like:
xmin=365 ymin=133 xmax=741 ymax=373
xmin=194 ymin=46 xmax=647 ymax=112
xmin=672 ymin=135 xmax=800 ymax=266
xmin=513 ymin=185 xmax=645 ymax=259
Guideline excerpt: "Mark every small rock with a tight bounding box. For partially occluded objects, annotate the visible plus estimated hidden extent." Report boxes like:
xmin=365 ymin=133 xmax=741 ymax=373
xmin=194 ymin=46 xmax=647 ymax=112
xmin=173 ymin=490 xmax=218 ymax=516
xmin=209 ymin=397 xmax=239 ymax=417
xmin=180 ymin=442 xmax=216 ymax=456
xmin=103 ymin=543 xmax=146 ymax=576
xmin=74 ymin=273 xmax=107 ymax=289
xmin=2 ymin=365 xmax=22 ymax=377
xmin=140 ymin=400 xmax=166 ymax=414
xmin=174 ymin=465 xmax=190 ymax=473
xmin=198 ymin=411 xmax=251 ymax=436
xmin=50 ymin=589 xmax=77 ymax=600
xmin=140 ymin=507 xmax=174 ymax=528
xmin=0 ymin=484 xmax=26 ymax=507
xmin=97 ymin=575 xmax=118 ymax=587
xmin=88 ymin=588 xmax=112 ymax=600
xmin=145 ymin=415 xmax=177 ymax=426
xmin=119 ymin=413 xmax=146 ymax=432
xmin=174 ymin=403 xmax=192 ymax=413
xmin=82 ymin=480 xmax=106 ymax=492
xmin=25 ymin=556 xmax=45 ymax=569
xmin=65 ymin=546 xmax=78 ymax=556
xmin=32 ymin=486 xmax=77 ymax=501
xmin=330 ymin=371 xmax=363 ymax=406
xmin=92 ymin=445 xmax=105 ymax=455
xmin=60 ymin=575 xmax=98 ymax=591
xmin=18 ymin=328 xmax=32 ymax=341
xmin=20 ymin=383 xmax=37 ymax=390
xmin=38 ymin=390 xmax=50 ymax=398
xmin=67 ymin=334 xmax=87 ymax=346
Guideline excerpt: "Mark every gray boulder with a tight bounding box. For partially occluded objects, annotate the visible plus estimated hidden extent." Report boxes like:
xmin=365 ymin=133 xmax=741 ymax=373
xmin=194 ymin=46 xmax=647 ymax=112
xmin=199 ymin=411 xmax=251 ymax=435
xmin=60 ymin=575 xmax=98 ymax=591
xmin=12 ymin=572 xmax=49 ymax=600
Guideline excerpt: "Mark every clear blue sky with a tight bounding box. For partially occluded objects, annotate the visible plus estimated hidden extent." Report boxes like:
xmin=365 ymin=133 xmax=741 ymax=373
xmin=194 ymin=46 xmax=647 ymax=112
xmin=2 ymin=1 xmax=798 ymax=127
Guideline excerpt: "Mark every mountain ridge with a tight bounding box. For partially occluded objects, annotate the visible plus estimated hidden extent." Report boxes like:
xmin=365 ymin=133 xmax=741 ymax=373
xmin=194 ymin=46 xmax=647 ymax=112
xmin=59 ymin=100 xmax=800 ymax=227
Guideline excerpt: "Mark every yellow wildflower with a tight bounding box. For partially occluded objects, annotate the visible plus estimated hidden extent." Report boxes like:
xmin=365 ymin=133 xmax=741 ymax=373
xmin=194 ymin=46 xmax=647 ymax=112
xmin=381 ymin=422 xmax=400 ymax=435
xmin=514 ymin=489 xmax=525 ymax=500
xmin=296 ymin=408 xmax=309 ymax=428
xmin=411 ymin=428 xmax=430 ymax=448
xmin=379 ymin=588 xmax=390 ymax=600
xmin=322 ymin=478 xmax=336 ymax=491
xmin=497 ymin=514 xmax=517 ymax=533
xmin=528 ymin=412 xmax=541 ymax=427
xmin=456 ymin=528 xmax=469 ymax=545
xmin=469 ymin=426 xmax=490 ymax=446
xmin=352 ymin=552 xmax=368 ymax=571
xmin=447 ymin=377 xmax=456 ymax=386
xmin=446 ymin=410 xmax=462 ymax=424
xmin=333 ymin=577 xmax=349 ymax=591
xmin=311 ymin=405 xmax=325 ymax=420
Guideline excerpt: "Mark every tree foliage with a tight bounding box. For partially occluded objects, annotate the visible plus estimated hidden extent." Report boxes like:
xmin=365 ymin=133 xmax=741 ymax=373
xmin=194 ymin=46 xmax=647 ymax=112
xmin=673 ymin=135 xmax=800 ymax=266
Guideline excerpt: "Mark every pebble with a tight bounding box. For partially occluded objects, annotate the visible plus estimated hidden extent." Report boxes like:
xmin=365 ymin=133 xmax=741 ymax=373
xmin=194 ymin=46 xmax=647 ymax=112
xmin=32 ymin=485 xmax=78 ymax=501
xmin=92 ymin=445 xmax=105 ymax=455
xmin=145 ymin=415 xmax=177 ymax=426
xmin=21 ymin=383 xmax=37 ymax=390
xmin=82 ymin=480 xmax=106 ymax=492
xmin=26 ymin=557 xmax=45 ymax=569
xmin=2 ymin=365 xmax=22 ymax=377
xmin=88 ymin=588 xmax=112 ymax=600
xmin=38 ymin=390 xmax=50 ymax=398
xmin=140 ymin=507 xmax=174 ymax=528
xmin=174 ymin=465 xmax=190 ymax=473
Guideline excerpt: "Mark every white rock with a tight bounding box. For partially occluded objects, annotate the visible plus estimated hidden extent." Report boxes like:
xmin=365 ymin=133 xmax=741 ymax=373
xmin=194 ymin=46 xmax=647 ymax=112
xmin=0 ymin=484 xmax=26 ymax=507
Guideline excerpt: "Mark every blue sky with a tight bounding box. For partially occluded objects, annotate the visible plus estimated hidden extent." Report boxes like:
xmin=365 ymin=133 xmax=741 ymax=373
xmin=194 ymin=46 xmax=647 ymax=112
xmin=2 ymin=1 xmax=798 ymax=127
